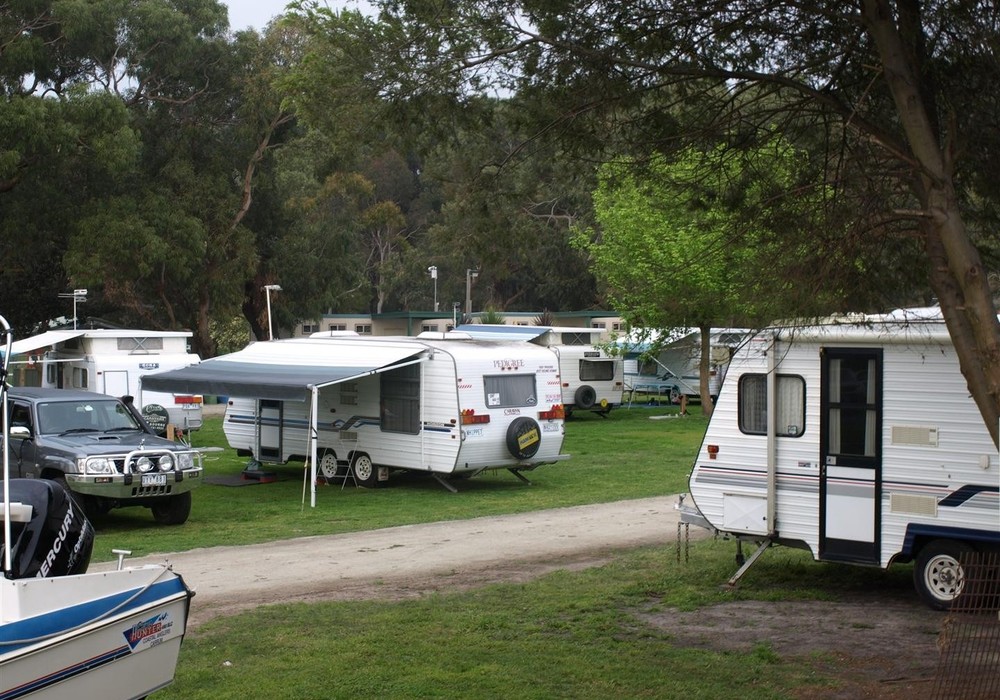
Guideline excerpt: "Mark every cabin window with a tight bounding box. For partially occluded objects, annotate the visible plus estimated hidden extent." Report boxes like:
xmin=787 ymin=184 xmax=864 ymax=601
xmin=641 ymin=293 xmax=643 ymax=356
xmin=421 ymin=324 xmax=438 ymax=333
xmin=72 ymin=367 xmax=88 ymax=389
xmin=355 ymin=324 xmax=372 ymax=335
xmin=580 ymin=359 xmax=615 ymax=381
xmin=380 ymin=364 xmax=420 ymax=434
xmin=484 ymin=374 xmax=537 ymax=408
xmin=302 ymin=324 xmax=317 ymax=333
xmin=328 ymin=323 xmax=347 ymax=331
xmin=738 ymin=374 xmax=805 ymax=437
xmin=612 ymin=322 xmax=627 ymax=332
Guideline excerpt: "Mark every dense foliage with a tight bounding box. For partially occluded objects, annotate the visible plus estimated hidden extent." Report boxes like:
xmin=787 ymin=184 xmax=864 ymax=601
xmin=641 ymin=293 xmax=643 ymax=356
xmin=3 ymin=0 xmax=1000 ymax=439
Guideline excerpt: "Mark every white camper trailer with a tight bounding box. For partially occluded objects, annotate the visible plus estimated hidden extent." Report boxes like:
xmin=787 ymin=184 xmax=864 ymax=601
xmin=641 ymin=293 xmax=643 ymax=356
xmin=455 ymin=325 xmax=624 ymax=416
xmin=143 ymin=334 xmax=569 ymax=491
xmin=684 ymin=308 xmax=1000 ymax=609
xmin=617 ymin=328 xmax=749 ymax=403
xmin=7 ymin=328 xmax=203 ymax=433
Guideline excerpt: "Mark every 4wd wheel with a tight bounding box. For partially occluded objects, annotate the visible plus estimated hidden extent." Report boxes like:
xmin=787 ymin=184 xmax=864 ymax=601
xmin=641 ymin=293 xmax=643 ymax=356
xmin=914 ymin=539 xmax=973 ymax=610
xmin=151 ymin=492 xmax=192 ymax=526
xmin=351 ymin=453 xmax=379 ymax=488
xmin=574 ymin=385 xmax=597 ymax=410
xmin=506 ymin=417 xmax=541 ymax=460
xmin=318 ymin=449 xmax=343 ymax=481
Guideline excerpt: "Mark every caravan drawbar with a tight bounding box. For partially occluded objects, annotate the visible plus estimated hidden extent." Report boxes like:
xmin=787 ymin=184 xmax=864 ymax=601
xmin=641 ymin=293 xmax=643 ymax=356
xmin=686 ymin=308 xmax=1000 ymax=609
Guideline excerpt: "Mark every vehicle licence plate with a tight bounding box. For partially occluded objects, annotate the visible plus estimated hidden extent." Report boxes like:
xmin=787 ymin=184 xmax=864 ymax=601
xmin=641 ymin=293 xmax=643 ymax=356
xmin=141 ymin=473 xmax=167 ymax=487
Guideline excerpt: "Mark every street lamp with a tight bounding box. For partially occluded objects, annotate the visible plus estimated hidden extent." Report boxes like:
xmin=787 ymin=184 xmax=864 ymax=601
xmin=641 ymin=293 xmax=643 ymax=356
xmin=58 ymin=289 xmax=88 ymax=329
xmin=263 ymin=284 xmax=282 ymax=341
xmin=427 ymin=266 xmax=438 ymax=312
xmin=465 ymin=268 xmax=479 ymax=316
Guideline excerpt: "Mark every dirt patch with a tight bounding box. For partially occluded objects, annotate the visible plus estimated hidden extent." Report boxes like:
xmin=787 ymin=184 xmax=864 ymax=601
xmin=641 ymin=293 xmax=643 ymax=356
xmin=641 ymin=594 xmax=943 ymax=698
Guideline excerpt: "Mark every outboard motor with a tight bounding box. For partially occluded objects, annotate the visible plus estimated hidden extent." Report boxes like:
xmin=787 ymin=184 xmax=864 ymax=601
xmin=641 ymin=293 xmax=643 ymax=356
xmin=0 ymin=479 xmax=94 ymax=579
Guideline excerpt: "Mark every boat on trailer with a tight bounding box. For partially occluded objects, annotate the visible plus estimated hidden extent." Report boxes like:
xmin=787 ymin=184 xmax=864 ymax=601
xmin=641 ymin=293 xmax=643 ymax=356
xmin=1 ymin=313 xmax=194 ymax=699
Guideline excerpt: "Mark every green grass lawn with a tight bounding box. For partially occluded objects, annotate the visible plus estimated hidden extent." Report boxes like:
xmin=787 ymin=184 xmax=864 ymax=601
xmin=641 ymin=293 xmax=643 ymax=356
xmin=90 ymin=405 xmax=706 ymax=561
xmin=159 ymin=538 xmax=919 ymax=700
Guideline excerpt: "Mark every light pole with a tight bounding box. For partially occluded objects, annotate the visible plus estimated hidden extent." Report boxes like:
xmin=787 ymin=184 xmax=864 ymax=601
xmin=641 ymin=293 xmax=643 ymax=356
xmin=465 ymin=268 xmax=479 ymax=316
xmin=263 ymin=284 xmax=282 ymax=341
xmin=58 ymin=289 xmax=88 ymax=329
xmin=427 ymin=266 xmax=438 ymax=311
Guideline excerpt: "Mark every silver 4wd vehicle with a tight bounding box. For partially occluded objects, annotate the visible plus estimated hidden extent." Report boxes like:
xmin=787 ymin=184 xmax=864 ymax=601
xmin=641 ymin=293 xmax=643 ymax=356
xmin=6 ymin=387 xmax=203 ymax=525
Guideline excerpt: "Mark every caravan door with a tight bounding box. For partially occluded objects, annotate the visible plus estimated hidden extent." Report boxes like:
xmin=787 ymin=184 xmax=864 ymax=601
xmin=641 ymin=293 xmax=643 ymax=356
xmin=819 ymin=348 xmax=882 ymax=564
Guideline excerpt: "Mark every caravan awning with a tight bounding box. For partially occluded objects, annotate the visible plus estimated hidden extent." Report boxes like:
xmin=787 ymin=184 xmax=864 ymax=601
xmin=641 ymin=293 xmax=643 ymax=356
xmin=141 ymin=338 xmax=426 ymax=401
xmin=9 ymin=330 xmax=87 ymax=356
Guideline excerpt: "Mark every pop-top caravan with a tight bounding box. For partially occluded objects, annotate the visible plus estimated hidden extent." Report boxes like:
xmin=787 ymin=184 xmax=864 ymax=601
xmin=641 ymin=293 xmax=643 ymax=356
xmin=6 ymin=328 xmax=203 ymax=434
xmin=683 ymin=307 xmax=1000 ymax=609
xmin=142 ymin=334 xmax=569 ymax=497
xmin=455 ymin=325 xmax=624 ymax=416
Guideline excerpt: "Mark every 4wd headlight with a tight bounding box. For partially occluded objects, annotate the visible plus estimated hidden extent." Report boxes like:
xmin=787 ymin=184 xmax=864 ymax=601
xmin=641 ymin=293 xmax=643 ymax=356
xmin=80 ymin=457 xmax=116 ymax=475
xmin=175 ymin=452 xmax=195 ymax=470
xmin=136 ymin=456 xmax=154 ymax=473
xmin=157 ymin=454 xmax=174 ymax=472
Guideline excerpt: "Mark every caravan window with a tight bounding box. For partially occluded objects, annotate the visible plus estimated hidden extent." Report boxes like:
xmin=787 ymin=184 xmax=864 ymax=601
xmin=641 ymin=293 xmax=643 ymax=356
xmin=580 ymin=359 xmax=615 ymax=382
xmin=72 ymin=367 xmax=88 ymax=389
xmin=380 ymin=364 xmax=420 ymax=434
xmin=484 ymin=374 xmax=537 ymax=408
xmin=738 ymin=374 xmax=805 ymax=437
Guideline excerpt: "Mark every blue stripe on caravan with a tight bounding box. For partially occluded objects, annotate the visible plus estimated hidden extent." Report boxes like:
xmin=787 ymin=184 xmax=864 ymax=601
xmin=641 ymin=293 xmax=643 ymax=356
xmin=937 ymin=484 xmax=1000 ymax=508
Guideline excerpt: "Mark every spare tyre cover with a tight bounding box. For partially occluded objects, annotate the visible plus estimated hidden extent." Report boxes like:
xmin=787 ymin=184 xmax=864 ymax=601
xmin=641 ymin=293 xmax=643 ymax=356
xmin=506 ymin=417 xmax=542 ymax=459
xmin=574 ymin=385 xmax=596 ymax=410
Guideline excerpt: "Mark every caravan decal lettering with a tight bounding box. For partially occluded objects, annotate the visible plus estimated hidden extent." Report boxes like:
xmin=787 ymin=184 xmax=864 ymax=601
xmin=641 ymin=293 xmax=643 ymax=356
xmin=493 ymin=359 xmax=525 ymax=370
xmin=504 ymin=408 xmax=521 ymax=416
xmin=138 ymin=362 xmax=161 ymax=370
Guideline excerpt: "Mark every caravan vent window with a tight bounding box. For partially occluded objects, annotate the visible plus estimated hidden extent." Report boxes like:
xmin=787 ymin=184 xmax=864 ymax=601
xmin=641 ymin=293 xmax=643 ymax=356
xmin=117 ymin=337 xmax=164 ymax=351
xmin=738 ymin=374 xmax=805 ymax=437
xmin=580 ymin=359 xmax=615 ymax=381
xmin=560 ymin=332 xmax=590 ymax=346
xmin=484 ymin=374 xmax=537 ymax=408
xmin=380 ymin=364 xmax=420 ymax=434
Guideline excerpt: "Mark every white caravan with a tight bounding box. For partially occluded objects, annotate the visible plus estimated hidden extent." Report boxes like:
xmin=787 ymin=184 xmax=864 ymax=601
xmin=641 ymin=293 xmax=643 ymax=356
xmin=455 ymin=325 xmax=624 ymax=416
xmin=147 ymin=334 xmax=569 ymax=490
xmin=7 ymin=328 xmax=203 ymax=433
xmin=684 ymin=308 xmax=1000 ymax=609
xmin=617 ymin=328 xmax=749 ymax=403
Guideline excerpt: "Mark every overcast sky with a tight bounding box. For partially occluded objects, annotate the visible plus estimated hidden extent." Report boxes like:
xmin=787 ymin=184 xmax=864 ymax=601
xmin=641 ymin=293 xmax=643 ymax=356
xmin=222 ymin=1 xmax=293 ymax=31
xmin=221 ymin=1 xmax=370 ymax=31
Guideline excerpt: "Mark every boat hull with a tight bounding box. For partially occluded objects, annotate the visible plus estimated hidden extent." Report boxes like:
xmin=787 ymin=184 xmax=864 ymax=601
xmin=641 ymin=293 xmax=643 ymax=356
xmin=0 ymin=565 xmax=192 ymax=700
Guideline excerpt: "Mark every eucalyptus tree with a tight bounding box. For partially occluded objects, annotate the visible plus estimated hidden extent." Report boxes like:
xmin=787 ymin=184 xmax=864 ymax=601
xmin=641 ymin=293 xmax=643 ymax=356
xmin=331 ymin=0 xmax=1000 ymax=441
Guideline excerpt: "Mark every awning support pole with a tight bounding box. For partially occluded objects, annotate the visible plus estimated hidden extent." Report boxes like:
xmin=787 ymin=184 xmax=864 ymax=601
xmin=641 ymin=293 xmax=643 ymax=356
xmin=310 ymin=386 xmax=318 ymax=508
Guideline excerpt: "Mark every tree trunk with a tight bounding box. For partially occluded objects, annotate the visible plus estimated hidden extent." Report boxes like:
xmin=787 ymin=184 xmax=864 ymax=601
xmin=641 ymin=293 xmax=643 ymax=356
xmin=862 ymin=0 xmax=1000 ymax=445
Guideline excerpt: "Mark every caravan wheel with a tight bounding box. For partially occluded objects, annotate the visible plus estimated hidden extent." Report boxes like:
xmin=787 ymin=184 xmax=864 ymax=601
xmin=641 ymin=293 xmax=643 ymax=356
xmin=318 ymin=449 xmax=342 ymax=481
xmin=351 ymin=453 xmax=379 ymax=488
xmin=914 ymin=539 xmax=973 ymax=610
